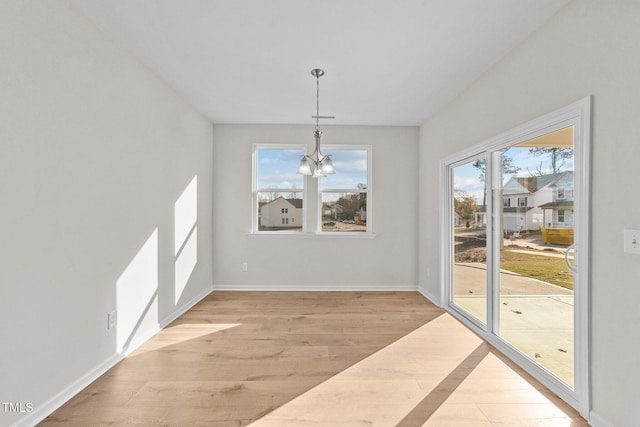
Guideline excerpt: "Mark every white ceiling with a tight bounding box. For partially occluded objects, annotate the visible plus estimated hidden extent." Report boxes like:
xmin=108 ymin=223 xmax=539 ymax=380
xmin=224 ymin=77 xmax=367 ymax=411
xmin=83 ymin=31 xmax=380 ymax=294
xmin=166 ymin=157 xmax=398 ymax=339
xmin=71 ymin=0 xmax=569 ymax=126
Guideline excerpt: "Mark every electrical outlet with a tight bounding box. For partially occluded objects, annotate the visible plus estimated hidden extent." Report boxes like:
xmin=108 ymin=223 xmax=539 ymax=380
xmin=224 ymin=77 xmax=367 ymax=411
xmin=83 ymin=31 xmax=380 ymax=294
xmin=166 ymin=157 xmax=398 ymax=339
xmin=624 ymin=229 xmax=640 ymax=254
xmin=242 ymin=262 xmax=248 ymax=272
xmin=107 ymin=310 xmax=117 ymax=330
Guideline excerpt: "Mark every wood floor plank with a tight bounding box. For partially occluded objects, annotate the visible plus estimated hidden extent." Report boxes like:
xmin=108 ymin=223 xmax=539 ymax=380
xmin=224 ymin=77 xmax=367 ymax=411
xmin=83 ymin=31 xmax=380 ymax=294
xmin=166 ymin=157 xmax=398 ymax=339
xmin=40 ymin=291 xmax=585 ymax=426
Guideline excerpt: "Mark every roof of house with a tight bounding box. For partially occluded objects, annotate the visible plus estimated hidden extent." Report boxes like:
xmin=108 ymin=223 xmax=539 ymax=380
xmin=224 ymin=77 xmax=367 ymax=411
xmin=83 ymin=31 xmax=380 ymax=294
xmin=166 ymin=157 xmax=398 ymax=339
xmin=538 ymin=200 xmax=574 ymax=209
xmin=506 ymin=171 xmax=572 ymax=194
xmin=260 ymin=196 xmax=303 ymax=209
xmin=287 ymin=198 xmax=303 ymax=208
xmin=502 ymin=207 xmax=534 ymax=213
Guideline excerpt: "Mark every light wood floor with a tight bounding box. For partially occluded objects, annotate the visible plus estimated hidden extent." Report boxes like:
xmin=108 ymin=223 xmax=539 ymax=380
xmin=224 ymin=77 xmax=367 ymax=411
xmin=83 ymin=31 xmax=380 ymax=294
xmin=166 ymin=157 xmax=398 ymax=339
xmin=41 ymin=291 xmax=588 ymax=426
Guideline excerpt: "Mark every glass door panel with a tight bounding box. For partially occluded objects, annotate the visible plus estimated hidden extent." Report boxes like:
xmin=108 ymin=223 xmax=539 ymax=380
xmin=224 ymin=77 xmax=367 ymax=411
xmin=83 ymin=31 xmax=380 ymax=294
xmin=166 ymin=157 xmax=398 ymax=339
xmin=495 ymin=127 xmax=575 ymax=387
xmin=452 ymin=159 xmax=488 ymax=326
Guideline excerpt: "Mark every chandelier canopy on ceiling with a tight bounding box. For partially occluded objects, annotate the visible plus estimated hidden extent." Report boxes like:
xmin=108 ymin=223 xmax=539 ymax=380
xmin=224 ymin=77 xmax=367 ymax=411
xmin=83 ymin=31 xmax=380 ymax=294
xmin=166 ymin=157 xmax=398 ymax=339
xmin=297 ymin=68 xmax=335 ymax=178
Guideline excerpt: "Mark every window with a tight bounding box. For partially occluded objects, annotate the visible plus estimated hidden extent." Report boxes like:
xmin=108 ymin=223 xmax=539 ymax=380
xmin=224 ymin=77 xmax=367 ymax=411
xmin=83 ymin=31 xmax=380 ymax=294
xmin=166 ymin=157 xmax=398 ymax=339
xmin=503 ymin=198 xmax=511 ymax=207
xmin=518 ymin=197 xmax=527 ymax=207
xmin=557 ymin=187 xmax=565 ymax=200
xmin=319 ymin=147 xmax=371 ymax=233
xmin=253 ymin=144 xmax=372 ymax=235
xmin=558 ymin=209 xmax=565 ymax=223
xmin=254 ymin=146 xmax=304 ymax=232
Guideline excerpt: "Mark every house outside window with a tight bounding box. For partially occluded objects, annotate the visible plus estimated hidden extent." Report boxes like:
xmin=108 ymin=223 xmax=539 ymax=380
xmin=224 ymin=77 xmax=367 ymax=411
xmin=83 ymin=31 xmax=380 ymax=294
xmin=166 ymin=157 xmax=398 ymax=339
xmin=319 ymin=147 xmax=371 ymax=233
xmin=254 ymin=146 xmax=304 ymax=232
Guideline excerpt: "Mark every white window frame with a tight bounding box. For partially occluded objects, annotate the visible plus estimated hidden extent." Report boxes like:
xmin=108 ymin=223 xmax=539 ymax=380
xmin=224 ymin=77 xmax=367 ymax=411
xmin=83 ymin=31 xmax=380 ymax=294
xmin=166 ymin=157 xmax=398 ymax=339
xmin=251 ymin=143 xmax=374 ymax=238
xmin=252 ymin=144 xmax=307 ymax=234
xmin=557 ymin=209 xmax=565 ymax=223
xmin=557 ymin=187 xmax=566 ymax=200
xmin=317 ymin=145 xmax=373 ymax=235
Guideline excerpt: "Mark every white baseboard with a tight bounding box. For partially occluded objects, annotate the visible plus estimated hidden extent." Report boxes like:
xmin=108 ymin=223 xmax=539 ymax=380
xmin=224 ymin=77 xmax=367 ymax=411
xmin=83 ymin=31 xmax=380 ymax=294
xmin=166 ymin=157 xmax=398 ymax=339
xmin=11 ymin=352 xmax=121 ymax=427
xmin=212 ymin=283 xmax=419 ymax=291
xmin=160 ymin=285 xmax=214 ymax=328
xmin=13 ymin=285 xmax=214 ymax=427
xmin=588 ymin=411 xmax=613 ymax=427
xmin=417 ymin=286 xmax=441 ymax=306
xmin=119 ymin=285 xmax=214 ymax=357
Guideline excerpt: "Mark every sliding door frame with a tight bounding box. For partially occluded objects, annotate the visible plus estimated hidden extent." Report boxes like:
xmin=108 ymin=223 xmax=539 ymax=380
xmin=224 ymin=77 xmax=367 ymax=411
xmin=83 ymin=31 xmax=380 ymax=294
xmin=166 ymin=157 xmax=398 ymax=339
xmin=447 ymin=153 xmax=491 ymax=331
xmin=439 ymin=97 xmax=592 ymax=418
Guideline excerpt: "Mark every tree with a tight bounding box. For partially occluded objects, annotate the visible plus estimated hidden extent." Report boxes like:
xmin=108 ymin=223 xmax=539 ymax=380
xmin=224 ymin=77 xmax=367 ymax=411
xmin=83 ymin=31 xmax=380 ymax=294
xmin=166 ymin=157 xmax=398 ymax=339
xmin=528 ymin=147 xmax=573 ymax=173
xmin=356 ymin=183 xmax=367 ymax=211
xmin=526 ymin=161 xmax=545 ymax=177
xmin=287 ymin=184 xmax=301 ymax=200
xmin=453 ymin=192 xmax=478 ymax=223
xmin=473 ymin=151 xmax=520 ymax=205
xmin=328 ymin=185 xmax=368 ymax=222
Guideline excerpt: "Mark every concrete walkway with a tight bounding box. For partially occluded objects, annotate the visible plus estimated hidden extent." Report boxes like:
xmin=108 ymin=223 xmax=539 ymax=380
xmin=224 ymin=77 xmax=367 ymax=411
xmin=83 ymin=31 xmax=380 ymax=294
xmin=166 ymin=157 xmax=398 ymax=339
xmin=504 ymin=236 xmax=569 ymax=252
xmin=454 ymin=263 xmax=573 ymax=296
xmin=453 ymin=262 xmax=574 ymax=386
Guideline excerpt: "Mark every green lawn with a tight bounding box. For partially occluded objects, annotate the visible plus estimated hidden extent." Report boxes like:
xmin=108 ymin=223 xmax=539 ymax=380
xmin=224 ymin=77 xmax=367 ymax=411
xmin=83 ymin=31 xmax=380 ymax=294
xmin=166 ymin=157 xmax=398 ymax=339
xmin=500 ymin=250 xmax=574 ymax=290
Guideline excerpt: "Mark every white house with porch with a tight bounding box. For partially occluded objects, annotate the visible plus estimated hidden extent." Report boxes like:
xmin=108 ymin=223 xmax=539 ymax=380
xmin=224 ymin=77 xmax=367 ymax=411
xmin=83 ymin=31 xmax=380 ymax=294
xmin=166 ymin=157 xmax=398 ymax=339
xmin=501 ymin=171 xmax=573 ymax=232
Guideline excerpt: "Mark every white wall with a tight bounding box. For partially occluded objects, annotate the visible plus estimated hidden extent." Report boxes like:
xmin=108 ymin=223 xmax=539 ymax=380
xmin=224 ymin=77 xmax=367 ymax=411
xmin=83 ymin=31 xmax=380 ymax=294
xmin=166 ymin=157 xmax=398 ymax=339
xmin=0 ymin=1 xmax=213 ymax=425
xmin=418 ymin=1 xmax=640 ymax=425
xmin=212 ymin=124 xmax=419 ymax=289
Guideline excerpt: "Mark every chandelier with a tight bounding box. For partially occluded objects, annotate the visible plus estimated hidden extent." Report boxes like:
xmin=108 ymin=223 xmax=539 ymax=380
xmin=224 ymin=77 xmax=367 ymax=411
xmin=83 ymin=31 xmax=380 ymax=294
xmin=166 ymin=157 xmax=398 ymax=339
xmin=297 ymin=68 xmax=335 ymax=178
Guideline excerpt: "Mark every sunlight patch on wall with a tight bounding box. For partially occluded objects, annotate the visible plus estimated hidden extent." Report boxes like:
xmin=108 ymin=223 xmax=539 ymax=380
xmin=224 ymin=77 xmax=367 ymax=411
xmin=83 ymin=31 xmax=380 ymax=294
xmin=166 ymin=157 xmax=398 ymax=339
xmin=116 ymin=228 xmax=159 ymax=353
xmin=175 ymin=176 xmax=198 ymax=304
xmin=175 ymin=226 xmax=197 ymax=303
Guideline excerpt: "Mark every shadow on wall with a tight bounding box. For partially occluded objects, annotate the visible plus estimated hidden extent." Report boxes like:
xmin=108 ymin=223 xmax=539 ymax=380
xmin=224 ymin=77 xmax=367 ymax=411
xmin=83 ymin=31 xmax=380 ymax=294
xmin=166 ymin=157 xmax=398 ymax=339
xmin=115 ymin=175 xmax=199 ymax=356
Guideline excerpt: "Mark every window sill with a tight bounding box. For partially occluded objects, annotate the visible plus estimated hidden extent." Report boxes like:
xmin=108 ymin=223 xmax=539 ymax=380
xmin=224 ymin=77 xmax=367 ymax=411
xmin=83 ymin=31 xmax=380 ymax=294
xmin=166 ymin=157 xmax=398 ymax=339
xmin=248 ymin=232 xmax=376 ymax=239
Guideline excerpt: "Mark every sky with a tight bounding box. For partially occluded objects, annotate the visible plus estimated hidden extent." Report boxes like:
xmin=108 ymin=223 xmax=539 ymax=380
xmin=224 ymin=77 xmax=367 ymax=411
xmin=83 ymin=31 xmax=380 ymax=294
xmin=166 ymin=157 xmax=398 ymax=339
xmin=257 ymin=148 xmax=368 ymax=191
xmin=454 ymin=146 xmax=574 ymax=203
xmin=256 ymin=148 xmax=304 ymax=190
xmin=256 ymin=146 xmax=572 ymax=204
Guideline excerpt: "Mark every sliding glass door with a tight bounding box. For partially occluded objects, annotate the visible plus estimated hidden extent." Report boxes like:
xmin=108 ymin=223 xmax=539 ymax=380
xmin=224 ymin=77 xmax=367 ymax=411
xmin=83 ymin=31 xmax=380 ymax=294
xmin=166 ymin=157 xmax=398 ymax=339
xmin=442 ymin=99 xmax=591 ymax=417
xmin=494 ymin=131 xmax=575 ymax=387
xmin=451 ymin=158 xmax=488 ymax=327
